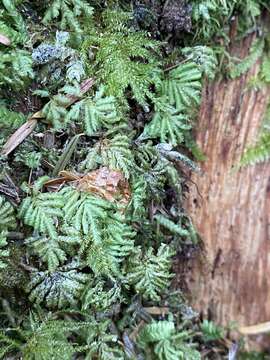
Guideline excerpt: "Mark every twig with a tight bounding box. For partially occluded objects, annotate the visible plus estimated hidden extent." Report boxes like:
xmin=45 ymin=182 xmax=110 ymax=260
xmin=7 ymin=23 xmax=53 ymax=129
xmin=6 ymin=232 xmax=24 ymax=240
xmin=129 ymin=320 xmax=145 ymax=341
xmin=19 ymin=262 xmax=37 ymax=272
xmin=164 ymin=59 xmax=188 ymax=72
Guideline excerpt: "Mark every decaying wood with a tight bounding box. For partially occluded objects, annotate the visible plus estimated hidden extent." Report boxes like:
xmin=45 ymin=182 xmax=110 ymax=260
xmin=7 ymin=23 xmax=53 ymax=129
xmin=185 ymin=34 xmax=270 ymax=343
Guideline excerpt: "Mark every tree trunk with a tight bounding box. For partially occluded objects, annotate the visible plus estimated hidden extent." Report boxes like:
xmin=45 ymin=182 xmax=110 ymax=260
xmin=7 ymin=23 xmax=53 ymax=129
xmin=185 ymin=33 xmax=270 ymax=342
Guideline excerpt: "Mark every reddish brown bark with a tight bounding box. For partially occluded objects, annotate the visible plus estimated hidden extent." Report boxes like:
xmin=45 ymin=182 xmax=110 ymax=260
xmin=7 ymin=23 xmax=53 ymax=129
xmin=185 ymin=34 xmax=270 ymax=337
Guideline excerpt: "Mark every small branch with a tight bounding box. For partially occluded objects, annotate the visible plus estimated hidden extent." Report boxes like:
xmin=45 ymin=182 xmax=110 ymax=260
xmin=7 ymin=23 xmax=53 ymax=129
xmin=7 ymin=232 xmax=24 ymax=240
xmin=19 ymin=262 xmax=37 ymax=272
xmin=164 ymin=59 xmax=188 ymax=72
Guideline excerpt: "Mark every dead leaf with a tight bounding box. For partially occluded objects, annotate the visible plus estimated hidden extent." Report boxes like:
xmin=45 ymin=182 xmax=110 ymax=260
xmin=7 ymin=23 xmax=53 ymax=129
xmin=0 ymin=171 xmax=20 ymax=203
xmin=1 ymin=78 xmax=94 ymax=156
xmin=43 ymin=170 xmax=80 ymax=189
xmin=1 ymin=119 xmax=38 ymax=156
xmin=0 ymin=33 xmax=11 ymax=46
xmin=76 ymin=167 xmax=130 ymax=204
xmin=44 ymin=167 xmax=131 ymax=205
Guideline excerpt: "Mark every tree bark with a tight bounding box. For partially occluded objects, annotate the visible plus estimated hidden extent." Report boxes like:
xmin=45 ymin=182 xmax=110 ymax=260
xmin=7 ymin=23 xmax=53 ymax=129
xmin=185 ymin=33 xmax=270 ymax=341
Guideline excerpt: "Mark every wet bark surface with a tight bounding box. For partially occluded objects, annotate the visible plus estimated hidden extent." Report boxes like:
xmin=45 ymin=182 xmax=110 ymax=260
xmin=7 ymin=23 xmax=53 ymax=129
xmin=185 ymin=34 xmax=270 ymax=337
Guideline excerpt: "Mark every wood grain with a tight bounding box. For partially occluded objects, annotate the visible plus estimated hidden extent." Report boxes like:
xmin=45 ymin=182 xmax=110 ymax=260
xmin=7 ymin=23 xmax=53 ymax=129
xmin=185 ymin=34 xmax=270 ymax=336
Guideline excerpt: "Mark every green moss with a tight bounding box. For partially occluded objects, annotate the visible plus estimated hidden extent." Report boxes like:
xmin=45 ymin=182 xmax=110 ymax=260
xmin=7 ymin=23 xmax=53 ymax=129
xmin=0 ymin=0 xmax=269 ymax=358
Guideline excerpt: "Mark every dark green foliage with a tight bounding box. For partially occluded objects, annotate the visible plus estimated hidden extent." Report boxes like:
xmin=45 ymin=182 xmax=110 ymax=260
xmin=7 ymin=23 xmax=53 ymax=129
xmin=19 ymin=183 xmax=138 ymax=281
xmin=127 ymin=244 xmax=174 ymax=301
xmin=240 ymin=104 xmax=270 ymax=167
xmin=200 ymin=320 xmax=224 ymax=341
xmin=230 ymin=38 xmax=264 ymax=79
xmin=100 ymin=134 xmax=134 ymax=178
xmin=1 ymin=314 xmax=89 ymax=359
xmin=139 ymin=320 xmax=201 ymax=360
xmin=0 ymin=195 xmax=16 ymax=231
xmin=0 ymin=231 xmax=9 ymax=269
xmin=28 ymin=264 xmax=89 ymax=309
xmin=143 ymin=100 xmax=191 ymax=146
xmin=142 ymin=61 xmax=202 ymax=146
xmin=191 ymin=0 xmax=265 ymax=41
xmin=0 ymin=0 xmax=266 ymax=358
xmin=26 ymin=234 xmax=67 ymax=272
xmin=19 ymin=191 xmax=64 ymax=239
xmin=15 ymin=150 xmax=42 ymax=169
xmin=84 ymin=212 xmax=136 ymax=279
xmin=240 ymin=131 xmax=270 ymax=166
xmin=79 ymin=133 xmax=134 ymax=178
xmin=81 ymin=9 xmax=160 ymax=106
xmin=43 ymin=0 xmax=93 ymax=33
xmin=238 ymin=39 xmax=270 ymax=166
xmin=0 ymin=106 xmax=25 ymax=133
xmin=241 ymin=128 xmax=270 ymax=168
xmin=239 ymin=351 xmax=269 ymax=360
xmin=0 ymin=50 xmax=33 ymax=87
xmin=42 ymin=85 xmax=119 ymax=132
xmin=0 ymin=332 xmax=19 ymax=359
xmin=41 ymin=89 xmax=74 ymax=130
xmin=162 ymin=62 xmax=202 ymax=111
xmin=261 ymin=56 xmax=270 ymax=83
xmin=104 ymin=213 xmax=135 ymax=263
xmin=61 ymin=187 xmax=112 ymax=238
xmin=0 ymin=0 xmax=33 ymax=88
xmin=191 ymin=0 xmax=234 ymax=41
xmin=181 ymin=46 xmax=217 ymax=79
xmin=0 ymin=0 xmax=27 ymax=43
xmin=67 ymin=86 xmax=118 ymax=135
xmin=81 ymin=317 xmax=125 ymax=359
xmin=81 ymin=280 xmax=123 ymax=311
xmin=155 ymin=214 xmax=190 ymax=237
xmin=128 ymin=177 xmax=147 ymax=217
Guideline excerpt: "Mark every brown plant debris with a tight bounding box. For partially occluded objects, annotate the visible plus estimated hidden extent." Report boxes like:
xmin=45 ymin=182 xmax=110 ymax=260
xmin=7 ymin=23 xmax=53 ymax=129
xmin=45 ymin=167 xmax=131 ymax=205
xmin=1 ymin=78 xmax=94 ymax=156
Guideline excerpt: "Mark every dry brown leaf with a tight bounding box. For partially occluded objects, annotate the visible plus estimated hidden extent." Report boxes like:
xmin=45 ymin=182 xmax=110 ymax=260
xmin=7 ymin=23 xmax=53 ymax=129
xmin=0 ymin=33 xmax=11 ymax=46
xmin=1 ymin=119 xmax=38 ymax=156
xmin=45 ymin=171 xmax=80 ymax=187
xmin=44 ymin=167 xmax=131 ymax=205
xmin=1 ymin=78 xmax=94 ymax=156
xmin=43 ymin=171 xmax=80 ymax=191
xmin=76 ymin=167 xmax=130 ymax=204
